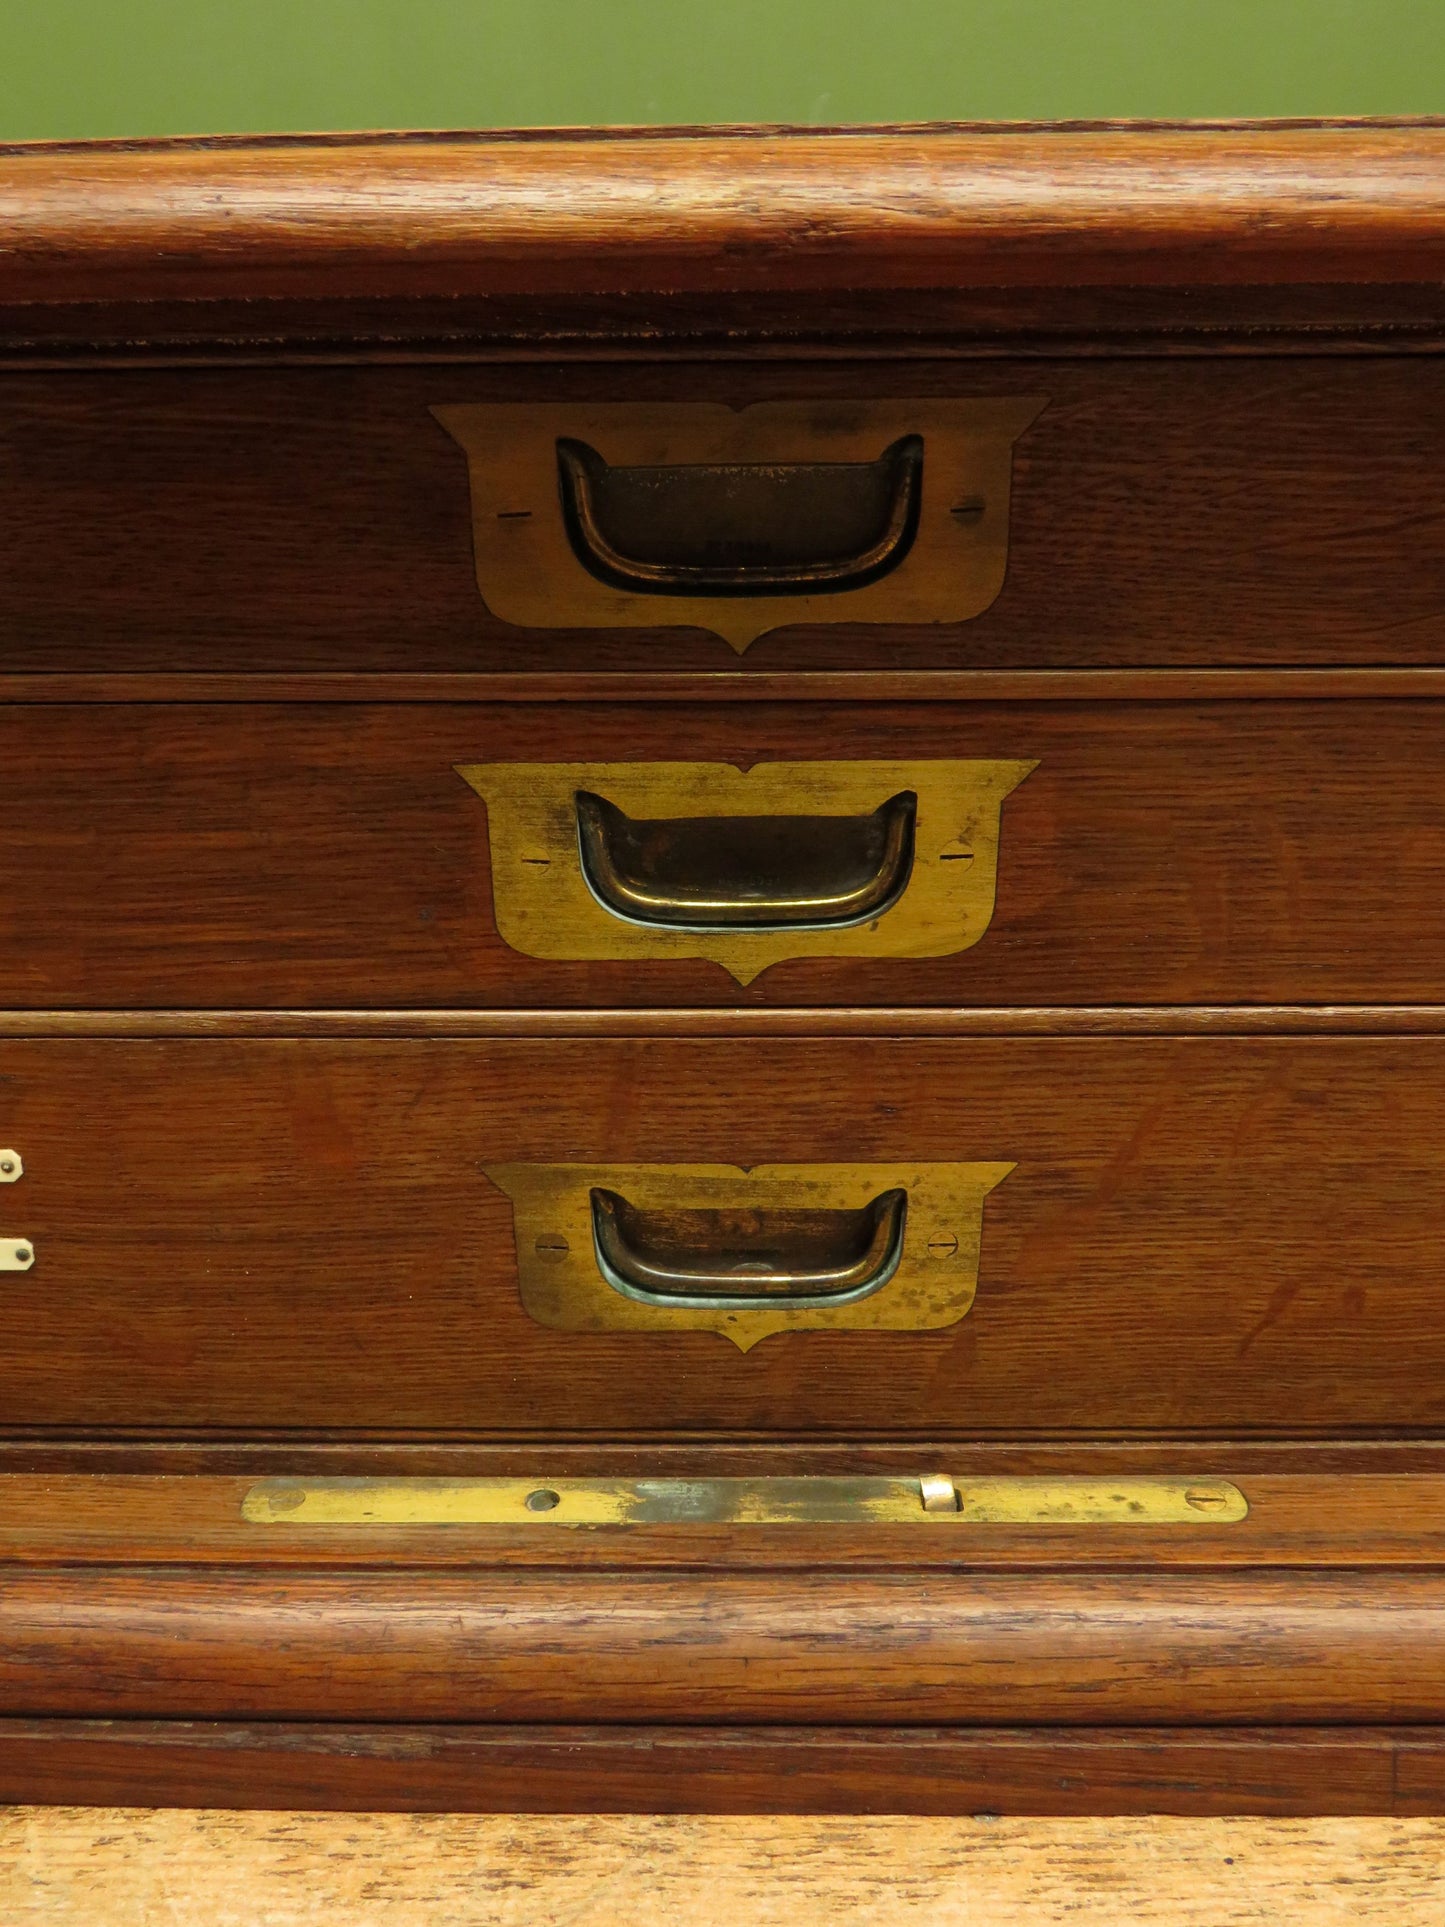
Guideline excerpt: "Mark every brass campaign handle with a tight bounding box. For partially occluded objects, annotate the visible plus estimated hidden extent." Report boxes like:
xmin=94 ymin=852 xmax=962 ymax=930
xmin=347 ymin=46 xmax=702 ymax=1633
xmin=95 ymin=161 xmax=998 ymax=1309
xmin=574 ymin=788 xmax=917 ymax=930
xmin=589 ymin=1185 xmax=907 ymax=1312
xmin=555 ymin=433 xmax=924 ymax=596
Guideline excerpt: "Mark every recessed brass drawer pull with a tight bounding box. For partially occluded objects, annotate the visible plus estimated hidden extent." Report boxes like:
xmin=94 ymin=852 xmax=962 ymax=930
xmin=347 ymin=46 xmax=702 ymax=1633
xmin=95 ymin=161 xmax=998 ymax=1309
xmin=590 ymin=1185 xmax=907 ymax=1311
xmin=0 ymin=1151 xmax=33 ymax=1272
xmin=433 ymin=398 xmax=1044 ymax=651
xmin=459 ymin=759 xmax=1034 ymax=981
xmin=555 ymin=432 xmax=924 ymax=597
xmin=486 ymin=1160 xmax=1012 ymax=1350
xmin=575 ymin=787 xmax=917 ymax=931
xmin=243 ymin=1475 xmax=1249 ymax=1529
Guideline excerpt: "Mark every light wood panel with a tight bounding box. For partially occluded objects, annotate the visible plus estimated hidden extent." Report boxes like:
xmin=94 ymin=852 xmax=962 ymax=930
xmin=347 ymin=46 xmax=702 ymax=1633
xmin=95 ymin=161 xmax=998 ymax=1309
xmin=4 ymin=1811 xmax=1445 ymax=1923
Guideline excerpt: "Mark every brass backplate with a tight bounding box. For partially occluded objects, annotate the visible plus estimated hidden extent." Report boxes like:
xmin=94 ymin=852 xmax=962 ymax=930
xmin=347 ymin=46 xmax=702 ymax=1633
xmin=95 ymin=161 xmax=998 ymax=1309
xmin=0 ymin=1151 xmax=32 ymax=1270
xmin=457 ymin=759 xmax=1036 ymax=983
xmin=242 ymin=1475 xmax=1248 ymax=1528
xmin=431 ymin=398 xmax=1045 ymax=650
xmin=484 ymin=1160 xmax=1014 ymax=1351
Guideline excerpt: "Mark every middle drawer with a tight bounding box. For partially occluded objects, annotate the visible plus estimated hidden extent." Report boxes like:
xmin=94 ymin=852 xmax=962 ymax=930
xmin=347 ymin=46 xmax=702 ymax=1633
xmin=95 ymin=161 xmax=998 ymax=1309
xmin=2 ymin=698 xmax=1443 ymax=1006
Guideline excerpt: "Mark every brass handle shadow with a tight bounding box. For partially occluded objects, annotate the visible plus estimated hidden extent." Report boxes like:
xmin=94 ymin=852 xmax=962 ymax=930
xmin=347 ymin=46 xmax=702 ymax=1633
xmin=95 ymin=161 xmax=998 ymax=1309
xmin=556 ymin=433 xmax=924 ymax=597
xmin=575 ymin=788 xmax=917 ymax=930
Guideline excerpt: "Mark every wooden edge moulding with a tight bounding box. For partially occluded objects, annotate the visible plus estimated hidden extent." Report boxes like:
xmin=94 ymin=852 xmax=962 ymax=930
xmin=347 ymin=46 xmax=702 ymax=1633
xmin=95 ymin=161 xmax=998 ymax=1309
xmin=0 ymin=121 xmax=1444 ymax=348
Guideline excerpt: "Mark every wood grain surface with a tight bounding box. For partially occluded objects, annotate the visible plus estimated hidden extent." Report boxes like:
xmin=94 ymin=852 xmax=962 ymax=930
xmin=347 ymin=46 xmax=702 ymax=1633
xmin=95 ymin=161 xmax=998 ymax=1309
xmin=8 ymin=1811 xmax=1445 ymax=1924
xmin=8 ymin=1723 xmax=1445 ymax=1815
xmin=7 ymin=1566 xmax=1445 ymax=1723
xmin=2 ymin=358 xmax=1443 ymax=671
xmin=4 ymin=124 xmax=1444 ymax=306
xmin=2 ymin=1034 xmax=1445 ymax=1435
xmin=13 ymin=667 xmax=1445 ymax=703
xmin=9 ymin=700 xmax=1445 ymax=1006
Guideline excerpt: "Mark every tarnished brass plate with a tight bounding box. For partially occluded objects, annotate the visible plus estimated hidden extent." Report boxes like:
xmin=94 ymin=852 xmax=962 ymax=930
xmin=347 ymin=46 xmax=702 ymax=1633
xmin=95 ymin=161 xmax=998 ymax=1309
xmin=243 ymin=1475 xmax=1248 ymax=1528
xmin=432 ymin=399 xmax=1045 ymax=651
xmin=483 ymin=1160 xmax=1014 ymax=1351
xmin=457 ymin=759 xmax=1035 ymax=984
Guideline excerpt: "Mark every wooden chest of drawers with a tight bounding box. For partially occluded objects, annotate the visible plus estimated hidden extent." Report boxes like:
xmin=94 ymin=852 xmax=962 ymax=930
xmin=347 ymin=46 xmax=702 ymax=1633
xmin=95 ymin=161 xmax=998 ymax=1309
xmin=3 ymin=120 xmax=1445 ymax=1813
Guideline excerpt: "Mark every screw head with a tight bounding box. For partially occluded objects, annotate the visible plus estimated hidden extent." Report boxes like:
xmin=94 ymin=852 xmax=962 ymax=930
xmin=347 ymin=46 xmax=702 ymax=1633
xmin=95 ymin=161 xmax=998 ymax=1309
xmin=14 ymin=1247 xmax=31 ymax=1266
xmin=525 ymin=1488 xmax=562 ymax=1513
xmin=534 ymin=1233 xmax=570 ymax=1265
xmin=1185 ymin=1487 xmax=1230 ymax=1513
xmin=926 ymin=1232 xmax=960 ymax=1259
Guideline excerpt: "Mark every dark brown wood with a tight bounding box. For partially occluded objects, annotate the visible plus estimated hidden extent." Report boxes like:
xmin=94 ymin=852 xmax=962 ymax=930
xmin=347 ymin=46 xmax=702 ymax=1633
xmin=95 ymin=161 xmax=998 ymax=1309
xmin=2 ymin=358 xmax=1443 ymax=672
xmin=0 ymin=1719 xmax=1436 ymax=1814
xmin=7 ymin=1008 xmax=1445 ymax=1038
xmin=1 ymin=1566 xmax=1444 ymax=1723
xmin=8 ymin=701 xmax=1445 ymax=1007
xmin=2 ymin=1035 xmax=1445 ymax=1436
xmin=14 ymin=668 xmax=1445 ymax=703
xmin=7 ymin=1439 xmax=1445 ymax=1475
xmin=3 ymin=125 xmax=1443 ymax=307
xmin=8 ymin=284 xmax=1445 ymax=361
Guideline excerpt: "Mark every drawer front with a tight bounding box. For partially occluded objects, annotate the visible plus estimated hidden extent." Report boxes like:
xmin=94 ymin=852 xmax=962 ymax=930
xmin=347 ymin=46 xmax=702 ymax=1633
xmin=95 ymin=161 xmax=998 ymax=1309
xmin=4 ymin=701 xmax=1445 ymax=1006
xmin=0 ymin=1034 xmax=1440 ymax=1436
xmin=0 ymin=358 xmax=1441 ymax=672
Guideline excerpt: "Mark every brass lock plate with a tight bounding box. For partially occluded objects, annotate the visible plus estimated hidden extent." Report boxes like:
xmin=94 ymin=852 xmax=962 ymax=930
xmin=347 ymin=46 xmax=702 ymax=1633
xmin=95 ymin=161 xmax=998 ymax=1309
xmin=485 ymin=1160 xmax=1014 ymax=1350
xmin=243 ymin=1475 xmax=1248 ymax=1528
xmin=458 ymin=759 xmax=1035 ymax=983
xmin=432 ymin=398 xmax=1045 ymax=650
xmin=0 ymin=1151 xmax=33 ymax=1271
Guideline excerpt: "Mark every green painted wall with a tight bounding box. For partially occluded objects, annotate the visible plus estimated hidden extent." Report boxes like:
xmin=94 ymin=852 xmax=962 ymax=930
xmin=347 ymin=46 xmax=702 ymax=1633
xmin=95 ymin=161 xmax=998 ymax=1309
xmin=2 ymin=0 xmax=1442 ymax=142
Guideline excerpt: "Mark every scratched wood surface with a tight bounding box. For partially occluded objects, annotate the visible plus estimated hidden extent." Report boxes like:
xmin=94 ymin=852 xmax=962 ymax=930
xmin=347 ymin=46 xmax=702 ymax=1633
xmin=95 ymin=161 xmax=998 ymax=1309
xmin=4 ymin=1811 xmax=1445 ymax=1925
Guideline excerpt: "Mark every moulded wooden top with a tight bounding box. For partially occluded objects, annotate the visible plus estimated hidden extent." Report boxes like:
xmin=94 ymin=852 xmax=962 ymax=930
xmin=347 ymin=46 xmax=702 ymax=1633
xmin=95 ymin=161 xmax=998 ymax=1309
xmin=2 ymin=120 xmax=1445 ymax=309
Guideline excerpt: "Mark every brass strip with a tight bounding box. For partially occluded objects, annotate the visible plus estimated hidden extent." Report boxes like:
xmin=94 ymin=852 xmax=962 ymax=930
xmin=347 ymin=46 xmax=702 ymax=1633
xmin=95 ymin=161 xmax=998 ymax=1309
xmin=243 ymin=1475 xmax=1248 ymax=1528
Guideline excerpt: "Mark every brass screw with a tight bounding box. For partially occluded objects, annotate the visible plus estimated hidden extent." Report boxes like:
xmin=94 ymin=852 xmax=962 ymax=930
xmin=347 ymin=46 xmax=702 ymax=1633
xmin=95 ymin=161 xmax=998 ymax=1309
xmin=1185 ymin=1488 xmax=1230 ymax=1512
xmin=927 ymin=1232 xmax=959 ymax=1259
xmin=534 ymin=1234 xmax=570 ymax=1265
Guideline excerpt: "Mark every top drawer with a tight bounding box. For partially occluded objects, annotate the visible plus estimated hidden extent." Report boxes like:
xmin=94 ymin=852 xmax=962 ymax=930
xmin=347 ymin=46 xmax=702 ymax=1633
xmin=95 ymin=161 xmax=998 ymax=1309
xmin=1 ymin=357 xmax=1442 ymax=674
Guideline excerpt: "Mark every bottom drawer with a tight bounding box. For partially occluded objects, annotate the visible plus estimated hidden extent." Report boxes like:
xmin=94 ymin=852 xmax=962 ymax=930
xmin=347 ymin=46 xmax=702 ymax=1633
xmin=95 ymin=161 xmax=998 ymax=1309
xmin=0 ymin=1031 xmax=1439 ymax=1437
